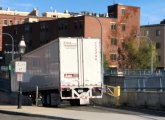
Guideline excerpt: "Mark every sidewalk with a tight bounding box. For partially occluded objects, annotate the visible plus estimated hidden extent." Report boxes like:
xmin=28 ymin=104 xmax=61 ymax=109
xmin=0 ymin=105 xmax=117 ymax=120
xmin=0 ymin=105 xmax=77 ymax=120
xmin=0 ymin=105 xmax=162 ymax=120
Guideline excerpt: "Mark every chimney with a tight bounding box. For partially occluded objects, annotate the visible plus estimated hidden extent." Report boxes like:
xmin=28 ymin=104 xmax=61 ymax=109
xmin=29 ymin=8 xmax=39 ymax=16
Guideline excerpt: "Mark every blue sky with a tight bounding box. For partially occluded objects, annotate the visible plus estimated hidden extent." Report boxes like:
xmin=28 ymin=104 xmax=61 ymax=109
xmin=0 ymin=0 xmax=165 ymax=25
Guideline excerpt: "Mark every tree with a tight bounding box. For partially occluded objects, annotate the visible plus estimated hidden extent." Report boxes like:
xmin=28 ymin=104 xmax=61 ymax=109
xmin=104 ymin=54 xmax=109 ymax=70
xmin=118 ymin=37 xmax=157 ymax=69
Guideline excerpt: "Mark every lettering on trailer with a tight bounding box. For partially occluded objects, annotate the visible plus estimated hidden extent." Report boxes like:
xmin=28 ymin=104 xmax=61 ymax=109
xmin=64 ymin=73 xmax=79 ymax=78
xmin=64 ymin=41 xmax=77 ymax=49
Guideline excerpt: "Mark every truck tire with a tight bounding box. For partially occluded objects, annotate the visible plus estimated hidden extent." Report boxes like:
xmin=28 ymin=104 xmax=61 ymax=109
xmin=70 ymin=99 xmax=80 ymax=106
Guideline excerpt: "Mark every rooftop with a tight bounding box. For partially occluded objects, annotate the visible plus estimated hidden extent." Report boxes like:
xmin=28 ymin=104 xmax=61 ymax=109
xmin=141 ymin=24 xmax=165 ymax=28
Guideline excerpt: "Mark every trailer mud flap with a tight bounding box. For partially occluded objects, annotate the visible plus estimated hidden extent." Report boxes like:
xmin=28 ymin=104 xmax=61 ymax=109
xmin=50 ymin=93 xmax=60 ymax=106
xmin=80 ymin=92 xmax=90 ymax=105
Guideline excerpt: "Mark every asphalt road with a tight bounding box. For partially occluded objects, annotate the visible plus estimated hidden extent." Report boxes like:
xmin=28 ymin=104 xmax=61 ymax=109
xmin=59 ymin=105 xmax=165 ymax=120
xmin=0 ymin=113 xmax=53 ymax=120
xmin=0 ymin=105 xmax=165 ymax=120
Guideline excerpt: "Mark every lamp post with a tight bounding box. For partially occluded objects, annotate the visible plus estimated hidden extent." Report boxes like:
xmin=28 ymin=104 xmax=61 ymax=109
xmin=17 ymin=36 xmax=26 ymax=109
xmin=136 ymin=35 xmax=153 ymax=74
xmin=92 ymin=16 xmax=104 ymax=92
xmin=2 ymin=33 xmax=14 ymax=61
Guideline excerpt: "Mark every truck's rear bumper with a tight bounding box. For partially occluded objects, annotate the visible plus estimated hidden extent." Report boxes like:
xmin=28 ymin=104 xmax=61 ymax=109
xmin=61 ymin=86 xmax=102 ymax=100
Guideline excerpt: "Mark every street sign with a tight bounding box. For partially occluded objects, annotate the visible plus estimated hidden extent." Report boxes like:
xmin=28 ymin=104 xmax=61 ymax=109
xmin=0 ymin=66 xmax=8 ymax=71
xmin=17 ymin=73 xmax=23 ymax=81
xmin=15 ymin=61 xmax=27 ymax=73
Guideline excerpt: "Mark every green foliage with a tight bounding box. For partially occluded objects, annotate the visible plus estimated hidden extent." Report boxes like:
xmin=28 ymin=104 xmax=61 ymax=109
xmin=104 ymin=54 xmax=109 ymax=69
xmin=121 ymin=37 xmax=157 ymax=69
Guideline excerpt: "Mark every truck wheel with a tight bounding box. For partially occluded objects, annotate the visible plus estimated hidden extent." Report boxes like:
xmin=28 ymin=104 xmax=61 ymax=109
xmin=70 ymin=99 xmax=80 ymax=106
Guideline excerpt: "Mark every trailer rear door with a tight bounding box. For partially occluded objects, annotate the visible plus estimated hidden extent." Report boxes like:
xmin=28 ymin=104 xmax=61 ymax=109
xmin=60 ymin=38 xmax=79 ymax=87
xmin=82 ymin=38 xmax=102 ymax=87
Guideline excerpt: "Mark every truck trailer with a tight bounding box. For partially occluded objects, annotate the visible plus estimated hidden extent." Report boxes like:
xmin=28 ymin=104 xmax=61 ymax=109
xmin=11 ymin=37 xmax=102 ymax=106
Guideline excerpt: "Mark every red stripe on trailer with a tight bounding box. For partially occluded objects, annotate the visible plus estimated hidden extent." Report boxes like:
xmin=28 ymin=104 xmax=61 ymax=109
xmin=62 ymin=97 xmax=78 ymax=99
xmin=61 ymin=84 xmax=76 ymax=87
xmin=85 ymin=84 xmax=101 ymax=86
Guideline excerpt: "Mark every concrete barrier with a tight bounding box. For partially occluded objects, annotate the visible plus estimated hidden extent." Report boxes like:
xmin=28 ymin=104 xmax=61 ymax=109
xmin=92 ymin=92 xmax=165 ymax=110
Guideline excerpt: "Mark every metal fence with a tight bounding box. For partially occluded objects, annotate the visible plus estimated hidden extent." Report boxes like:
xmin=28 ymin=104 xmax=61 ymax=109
xmin=104 ymin=69 xmax=165 ymax=92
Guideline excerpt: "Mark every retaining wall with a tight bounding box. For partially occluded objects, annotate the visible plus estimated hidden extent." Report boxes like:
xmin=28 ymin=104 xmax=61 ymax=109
xmin=92 ymin=92 xmax=165 ymax=110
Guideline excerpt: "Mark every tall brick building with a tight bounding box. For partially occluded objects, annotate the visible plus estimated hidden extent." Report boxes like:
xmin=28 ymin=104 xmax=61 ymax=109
xmin=2 ymin=4 xmax=140 ymax=68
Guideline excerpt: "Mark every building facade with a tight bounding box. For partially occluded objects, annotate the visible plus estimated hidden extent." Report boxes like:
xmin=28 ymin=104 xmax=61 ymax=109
xmin=42 ymin=10 xmax=71 ymax=18
xmin=0 ymin=8 xmax=55 ymax=51
xmin=141 ymin=24 xmax=165 ymax=68
xmin=2 ymin=4 xmax=140 ymax=68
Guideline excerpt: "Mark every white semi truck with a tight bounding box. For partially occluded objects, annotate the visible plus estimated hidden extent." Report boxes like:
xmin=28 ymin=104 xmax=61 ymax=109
xmin=11 ymin=37 xmax=102 ymax=106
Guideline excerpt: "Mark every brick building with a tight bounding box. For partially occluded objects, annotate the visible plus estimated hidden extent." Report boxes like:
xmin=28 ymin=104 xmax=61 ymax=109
xmin=2 ymin=4 xmax=140 ymax=68
xmin=141 ymin=23 xmax=165 ymax=68
xmin=0 ymin=8 xmax=54 ymax=51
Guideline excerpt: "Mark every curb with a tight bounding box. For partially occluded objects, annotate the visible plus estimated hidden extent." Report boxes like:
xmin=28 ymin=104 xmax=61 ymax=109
xmin=0 ymin=110 xmax=77 ymax=120
xmin=92 ymin=105 xmax=165 ymax=117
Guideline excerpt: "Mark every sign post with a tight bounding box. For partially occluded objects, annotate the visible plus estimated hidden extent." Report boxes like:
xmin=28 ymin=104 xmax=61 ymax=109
xmin=15 ymin=61 xmax=27 ymax=109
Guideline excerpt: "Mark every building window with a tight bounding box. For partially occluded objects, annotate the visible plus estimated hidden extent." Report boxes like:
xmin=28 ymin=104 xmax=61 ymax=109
xmin=58 ymin=23 xmax=63 ymax=30
xmin=21 ymin=20 xmax=25 ymax=24
xmin=25 ymin=25 xmax=32 ymax=33
xmin=156 ymin=30 xmax=161 ymax=36
xmin=111 ymin=23 xmax=116 ymax=31
xmin=158 ymin=55 xmax=161 ymax=62
xmin=16 ymin=20 xmax=20 ymax=25
xmin=111 ymin=38 xmax=117 ymax=45
xmin=121 ymin=24 xmax=125 ymax=32
xmin=74 ymin=21 xmax=78 ymax=29
xmin=9 ymin=20 xmax=13 ymax=26
xmin=25 ymin=25 xmax=30 ymax=32
xmin=110 ymin=53 xmax=117 ymax=61
xmin=121 ymin=9 xmax=126 ymax=16
xmin=64 ymin=23 xmax=68 ymax=30
xmin=79 ymin=20 xmax=84 ymax=29
xmin=40 ymin=23 xmax=48 ymax=32
xmin=156 ymin=42 xmax=161 ymax=49
xmin=13 ymin=28 xmax=17 ymax=35
xmin=52 ymin=15 xmax=57 ymax=18
xmin=3 ymin=20 xmax=7 ymax=26
xmin=145 ymin=30 xmax=149 ymax=36
xmin=59 ymin=21 xmax=68 ymax=31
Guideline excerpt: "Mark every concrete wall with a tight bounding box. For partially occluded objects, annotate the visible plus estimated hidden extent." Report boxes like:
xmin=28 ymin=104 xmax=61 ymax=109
xmin=92 ymin=92 xmax=165 ymax=110
xmin=120 ymin=92 xmax=165 ymax=109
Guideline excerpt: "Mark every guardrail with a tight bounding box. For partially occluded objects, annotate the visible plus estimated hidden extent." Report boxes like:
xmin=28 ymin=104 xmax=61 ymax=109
xmin=104 ymin=69 xmax=165 ymax=92
xmin=104 ymin=69 xmax=165 ymax=76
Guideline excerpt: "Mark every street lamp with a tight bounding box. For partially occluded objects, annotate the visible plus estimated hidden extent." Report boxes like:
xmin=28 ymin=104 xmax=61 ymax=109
xmin=17 ymin=36 xmax=26 ymax=109
xmin=91 ymin=16 xmax=104 ymax=94
xmin=2 ymin=33 xmax=14 ymax=61
xmin=136 ymin=35 xmax=153 ymax=74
